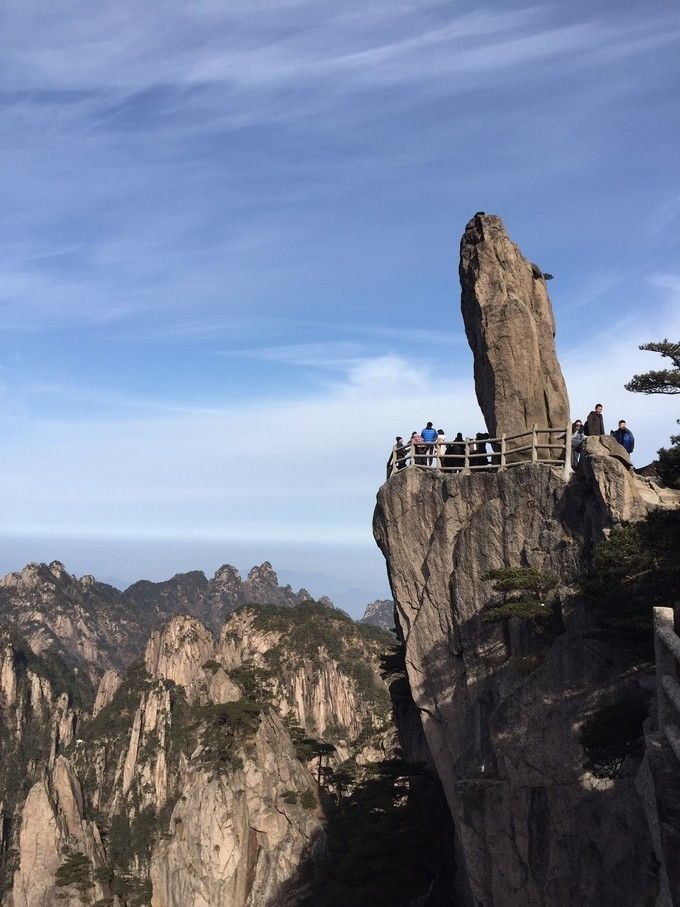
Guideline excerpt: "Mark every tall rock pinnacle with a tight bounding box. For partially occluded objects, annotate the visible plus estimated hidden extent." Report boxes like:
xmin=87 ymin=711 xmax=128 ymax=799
xmin=459 ymin=213 xmax=570 ymax=438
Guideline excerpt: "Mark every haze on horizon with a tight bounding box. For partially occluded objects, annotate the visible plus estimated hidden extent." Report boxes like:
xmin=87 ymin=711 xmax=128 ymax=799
xmin=1 ymin=1 xmax=679 ymax=614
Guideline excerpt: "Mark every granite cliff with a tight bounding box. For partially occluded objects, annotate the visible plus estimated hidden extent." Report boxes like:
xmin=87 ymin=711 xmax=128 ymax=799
xmin=374 ymin=214 xmax=680 ymax=906
xmin=0 ymin=598 xmax=397 ymax=906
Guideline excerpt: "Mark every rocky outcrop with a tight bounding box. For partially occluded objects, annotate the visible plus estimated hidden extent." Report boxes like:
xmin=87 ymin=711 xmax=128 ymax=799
xmin=359 ymin=599 xmax=396 ymax=632
xmin=92 ymin=667 xmax=122 ymax=716
xmin=149 ymin=713 xmax=320 ymax=907
xmin=375 ymin=215 xmax=680 ymax=905
xmin=374 ymin=451 xmax=669 ymax=906
xmin=459 ymin=213 xmax=570 ymax=440
xmin=217 ymin=606 xmax=392 ymax=744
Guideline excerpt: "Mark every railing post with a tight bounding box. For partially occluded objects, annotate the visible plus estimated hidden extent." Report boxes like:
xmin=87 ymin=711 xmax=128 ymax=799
xmin=500 ymin=434 xmax=506 ymax=469
xmin=655 ymin=607 xmax=676 ymax=734
xmin=463 ymin=438 xmax=470 ymax=473
xmin=531 ymin=424 xmax=538 ymax=463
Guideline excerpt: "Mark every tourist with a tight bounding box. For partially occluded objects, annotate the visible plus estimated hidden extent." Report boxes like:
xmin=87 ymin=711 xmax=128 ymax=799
xmin=411 ymin=430 xmax=426 ymax=466
xmin=393 ymin=436 xmax=408 ymax=472
xmin=584 ymin=404 xmax=605 ymax=436
xmin=421 ymin=421 xmax=438 ymax=466
xmin=451 ymin=432 xmax=466 ymax=471
xmin=571 ymin=420 xmax=584 ymax=469
xmin=436 ymin=429 xmax=447 ymax=467
xmin=611 ymin=420 xmax=635 ymax=454
xmin=473 ymin=432 xmax=490 ymax=468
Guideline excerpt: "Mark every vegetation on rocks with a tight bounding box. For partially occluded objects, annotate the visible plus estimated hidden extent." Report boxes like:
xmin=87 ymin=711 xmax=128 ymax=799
xmin=583 ymin=508 xmax=680 ymax=656
xmin=307 ymin=756 xmax=438 ymax=906
xmin=580 ymin=698 xmax=647 ymax=779
xmin=197 ymin=699 xmax=263 ymax=775
xmin=481 ymin=567 xmax=558 ymax=623
xmin=250 ymin=601 xmax=391 ymax=713
xmin=625 ymin=339 xmax=680 ymax=487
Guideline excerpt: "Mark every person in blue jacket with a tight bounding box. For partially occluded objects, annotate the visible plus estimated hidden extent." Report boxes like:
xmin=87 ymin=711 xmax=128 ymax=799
xmin=611 ymin=420 xmax=635 ymax=454
xmin=421 ymin=422 xmax=438 ymax=465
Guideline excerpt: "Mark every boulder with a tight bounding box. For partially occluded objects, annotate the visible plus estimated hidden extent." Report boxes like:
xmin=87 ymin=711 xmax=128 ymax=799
xmin=459 ymin=213 xmax=570 ymax=441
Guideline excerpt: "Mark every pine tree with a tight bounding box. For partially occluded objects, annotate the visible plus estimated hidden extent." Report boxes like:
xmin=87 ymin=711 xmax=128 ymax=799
xmin=625 ymin=339 xmax=680 ymax=486
xmin=624 ymin=340 xmax=680 ymax=394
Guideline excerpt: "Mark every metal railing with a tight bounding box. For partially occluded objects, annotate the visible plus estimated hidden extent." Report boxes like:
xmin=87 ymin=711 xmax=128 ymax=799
xmin=653 ymin=607 xmax=680 ymax=761
xmin=387 ymin=424 xmax=572 ymax=480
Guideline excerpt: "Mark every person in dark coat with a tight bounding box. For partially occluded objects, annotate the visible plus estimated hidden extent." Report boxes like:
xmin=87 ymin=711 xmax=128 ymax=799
xmin=584 ymin=404 xmax=604 ymax=436
xmin=612 ymin=420 xmax=635 ymax=454
xmin=394 ymin=436 xmax=408 ymax=470
xmin=451 ymin=432 xmax=465 ymax=471
xmin=473 ymin=432 xmax=490 ymax=468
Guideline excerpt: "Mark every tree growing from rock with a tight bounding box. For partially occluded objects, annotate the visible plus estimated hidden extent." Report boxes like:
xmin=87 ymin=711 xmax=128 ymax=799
xmin=481 ymin=567 xmax=558 ymax=623
xmin=624 ymin=340 xmax=680 ymax=395
xmin=625 ymin=339 xmax=680 ymax=486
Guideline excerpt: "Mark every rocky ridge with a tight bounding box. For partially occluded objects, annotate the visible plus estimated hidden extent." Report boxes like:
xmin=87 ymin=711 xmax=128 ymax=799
xmin=0 ymin=560 xmax=320 ymax=682
xmin=359 ymin=599 xmax=396 ymax=632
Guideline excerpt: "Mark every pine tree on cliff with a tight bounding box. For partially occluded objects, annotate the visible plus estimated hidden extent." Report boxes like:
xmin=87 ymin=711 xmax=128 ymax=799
xmin=625 ymin=338 xmax=680 ymax=486
xmin=624 ymin=339 xmax=680 ymax=394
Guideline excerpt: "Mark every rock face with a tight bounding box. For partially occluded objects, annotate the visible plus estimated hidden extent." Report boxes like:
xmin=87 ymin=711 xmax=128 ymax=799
xmin=149 ymin=713 xmax=320 ymax=907
xmin=459 ymin=213 xmax=570 ymax=440
xmin=359 ymin=599 xmax=396 ymax=632
xmin=374 ymin=452 xmax=672 ymax=906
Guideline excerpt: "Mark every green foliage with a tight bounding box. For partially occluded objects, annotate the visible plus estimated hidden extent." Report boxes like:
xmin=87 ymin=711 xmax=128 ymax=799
xmin=625 ymin=340 xmax=680 ymax=395
xmin=130 ymin=807 xmax=158 ymax=864
xmin=300 ymin=788 xmax=317 ymax=809
xmin=55 ymin=850 xmax=93 ymax=893
xmin=481 ymin=567 xmax=558 ymax=624
xmin=202 ymin=659 xmax=222 ymax=674
xmin=626 ymin=339 xmax=680 ymax=485
xmin=108 ymin=813 xmax=132 ymax=869
xmin=582 ymin=509 xmax=680 ymax=656
xmin=483 ymin=598 xmax=550 ymax=623
xmin=580 ymin=698 xmax=647 ymax=778
xmin=308 ymin=757 xmax=437 ymax=906
xmin=197 ymin=699 xmax=263 ymax=775
xmin=281 ymin=789 xmax=299 ymax=804
xmin=227 ymin=665 xmax=274 ymax=702
xmin=82 ymin=659 xmax=151 ymax=742
xmin=657 ymin=427 xmax=680 ymax=487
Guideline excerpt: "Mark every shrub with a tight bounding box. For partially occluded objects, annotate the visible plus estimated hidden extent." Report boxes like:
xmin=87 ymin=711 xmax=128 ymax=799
xmin=481 ymin=567 xmax=558 ymax=624
xmin=657 ymin=431 xmax=680 ymax=488
xmin=580 ymin=698 xmax=647 ymax=778
xmin=300 ymin=788 xmax=316 ymax=809
xmin=582 ymin=509 xmax=680 ymax=657
xmin=55 ymin=850 xmax=93 ymax=893
xmin=197 ymin=699 xmax=263 ymax=775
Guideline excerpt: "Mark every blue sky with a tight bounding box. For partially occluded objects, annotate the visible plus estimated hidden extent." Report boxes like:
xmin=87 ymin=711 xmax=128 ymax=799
xmin=1 ymin=1 xmax=679 ymax=613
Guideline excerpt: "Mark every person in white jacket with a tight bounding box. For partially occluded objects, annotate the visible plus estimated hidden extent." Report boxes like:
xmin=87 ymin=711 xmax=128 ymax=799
xmin=436 ymin=428 xmax=447 ymax=467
